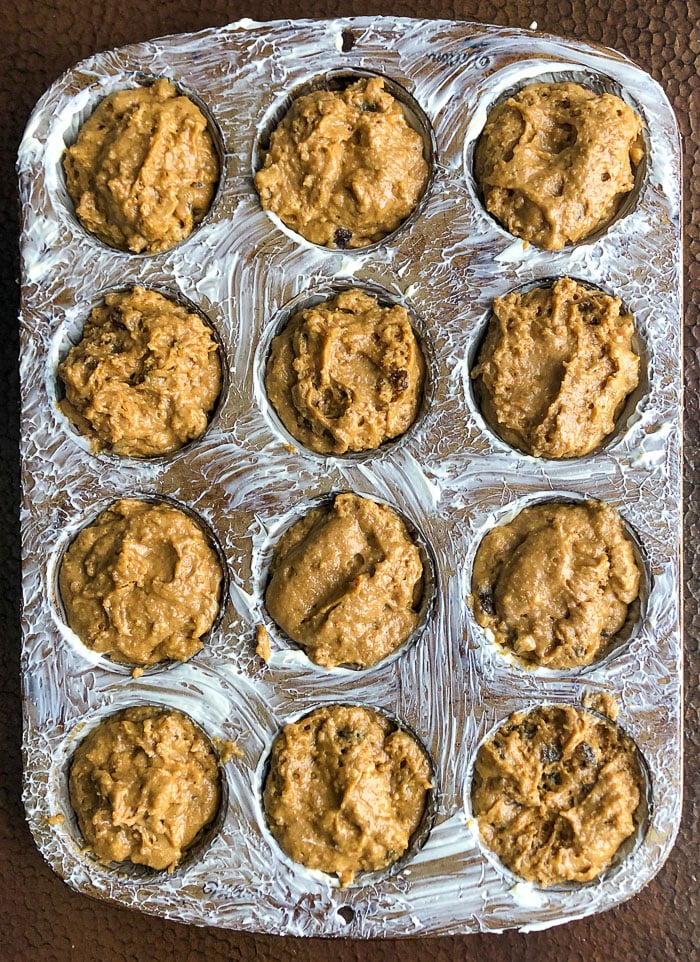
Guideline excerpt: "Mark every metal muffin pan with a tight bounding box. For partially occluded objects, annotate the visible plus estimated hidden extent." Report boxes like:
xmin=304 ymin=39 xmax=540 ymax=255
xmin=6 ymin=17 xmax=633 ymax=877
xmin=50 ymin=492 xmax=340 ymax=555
xmin=18 ymin=16 xmax=682 ymax=937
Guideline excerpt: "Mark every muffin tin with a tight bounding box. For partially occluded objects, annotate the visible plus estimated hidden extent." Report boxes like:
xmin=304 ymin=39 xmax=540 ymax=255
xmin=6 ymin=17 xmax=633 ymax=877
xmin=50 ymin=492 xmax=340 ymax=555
xmin=18 ymin=17 xmax=682 ymax=937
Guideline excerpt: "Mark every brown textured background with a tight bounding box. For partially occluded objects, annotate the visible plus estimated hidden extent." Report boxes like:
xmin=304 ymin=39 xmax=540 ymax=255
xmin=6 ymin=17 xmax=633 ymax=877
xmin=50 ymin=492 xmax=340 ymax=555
xmin=1 ymin=1 xmax=697 ymax=960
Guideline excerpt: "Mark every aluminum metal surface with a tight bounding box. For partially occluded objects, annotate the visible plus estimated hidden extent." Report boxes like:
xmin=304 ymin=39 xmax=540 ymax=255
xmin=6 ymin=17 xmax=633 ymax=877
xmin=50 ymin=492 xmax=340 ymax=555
xmin=17 ymin=16 xmax=682 ymax=937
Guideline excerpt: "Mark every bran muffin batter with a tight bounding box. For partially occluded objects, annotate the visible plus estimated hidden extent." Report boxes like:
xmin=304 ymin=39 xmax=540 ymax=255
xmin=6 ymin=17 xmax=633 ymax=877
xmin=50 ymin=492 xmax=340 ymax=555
xmin=255 ymin=76 xmax=428 ymax=248
xmin=472 ymin=277 xmax=639 ymax=458
xmin=265 ymin=288 xmax=425 ymax=454
xmin=59 ymin=498 xmax=223 ymax=665
xmin=471 ymin=500 xmax=640 ymax=670
xmin=59 ymin=286 xmax=222 ymax=458
xmin=69 ymin=706 xmax=221 ymax=871
xmin=265 ymin=493 xmax=424 ymax=668
xmin=64 ymin=79 xmax=219 ymax=253
xmin=263 ymin=704 xmax=433 ymax=886
xmin=474 ymin=81 xmax=644 ymax=249
xmin=471 ymin=704 xmax=644 ymax=885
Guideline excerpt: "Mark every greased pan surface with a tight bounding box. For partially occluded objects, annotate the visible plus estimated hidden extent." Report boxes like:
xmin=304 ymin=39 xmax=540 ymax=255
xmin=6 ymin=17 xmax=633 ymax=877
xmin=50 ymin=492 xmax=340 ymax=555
xmin=18 ymin=17 xmax=682 ymax=937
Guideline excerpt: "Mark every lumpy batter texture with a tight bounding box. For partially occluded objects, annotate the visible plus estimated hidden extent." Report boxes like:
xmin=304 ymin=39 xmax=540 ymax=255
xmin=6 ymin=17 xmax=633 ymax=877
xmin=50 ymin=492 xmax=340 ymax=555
xmin=69 ymin=706 xmax=220 ymax=871
xmin=263 ymin=704 xmax=433 ymax=886
xmin=265 ymin=289 xmax=425 ymax=454
xmin=265 ymin=493 xmax=424 ymax=668
xmin=64 ymin=79 xmax=219 ymax=253
xmin=59 ymin=499 xmax=223 ymax=664
xmin=474 ymin=81 xmax=644 ymax=249
xmin=59 ymin=286 xmax=222 ymax=457
xmin=471 ymin=705 xmax=643 ymax=885
xmin=255 ymin=76 xmax=428 ymax=248
xmin=472 ymin=501 xmax=640 ymax=669
xmin=472 ymin=277 xmax=639 ymax=458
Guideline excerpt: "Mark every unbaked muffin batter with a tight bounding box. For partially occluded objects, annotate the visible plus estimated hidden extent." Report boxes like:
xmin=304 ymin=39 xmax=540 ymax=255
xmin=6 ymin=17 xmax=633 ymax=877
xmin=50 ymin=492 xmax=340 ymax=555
xmin=472 ymin=277 xmax=639 ymax=458
xmin=59 ymin=498 xmax=223 ymax=664
xmin=474 ymin=81 xmax=644 ymax=249
xmin=59 ymin=286 xmax=222 ymax=458
xmin=265 ymin=493 xmax=424 ymax=668
xmin=471 ymin=705 xmax=643 ymax=885
xmin=472 ymin=501 xmax=640 ymax=669
xmin=265 ymin=289 xmax=425 ymax=454
xmin=69 ymin=706 xmax=221 ymax=871
xmin=64 ymin=79 xmax=219 ymax=253
xmin=263 ymin=704 xmax=433 ymax=886
xmin=255 ymin=76 xmax=428 ymax=248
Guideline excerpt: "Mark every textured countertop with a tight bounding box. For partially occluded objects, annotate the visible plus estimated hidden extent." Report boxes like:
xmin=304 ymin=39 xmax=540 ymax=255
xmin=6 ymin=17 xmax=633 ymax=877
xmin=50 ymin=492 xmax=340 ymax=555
xmin=1 ymin=1 xmax=697 ymax=960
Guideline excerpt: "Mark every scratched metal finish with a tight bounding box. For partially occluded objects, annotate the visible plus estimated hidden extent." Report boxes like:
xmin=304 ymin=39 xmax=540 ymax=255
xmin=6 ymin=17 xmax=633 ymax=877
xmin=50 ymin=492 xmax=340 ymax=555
xmin=17 ymin=17 xmax=682 ymax=937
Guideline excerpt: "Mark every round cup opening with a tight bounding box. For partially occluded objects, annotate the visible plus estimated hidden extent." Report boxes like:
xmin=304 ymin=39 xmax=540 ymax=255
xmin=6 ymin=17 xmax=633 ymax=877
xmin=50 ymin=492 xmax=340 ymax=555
xmin=257 ymin=702 xmax=437 ymax=888
xmin=464 ymin=67 xmax=648 ymax=250
xmin=252 ymin=68 xmax=438 ymax=253
xmin=52 ymin=494 xmax=229 ymax=674
xmin=257 ymin=490 xmax=437 ymax=674
xmin=465 ymin=702 xmax=653 ymax=891
xmin=55 ymin=703 xmax=229 ymax=881
xmin=49 ymin=73 xmax=226 ymax=257
xmin=467 ymin=491 xmax=651 ymax=677
xmin=467 ymin=275 xmax=649 ymax=461
xmin=255 ymin=280 xmax=436 ymax=463
xmin=49 ymin=284 xmax=229 ymax=463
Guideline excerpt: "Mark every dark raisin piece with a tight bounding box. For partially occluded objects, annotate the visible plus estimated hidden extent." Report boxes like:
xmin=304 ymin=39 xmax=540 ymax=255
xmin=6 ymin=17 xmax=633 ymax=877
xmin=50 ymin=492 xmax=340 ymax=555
xmin=541 ymin=742 xmax=562 ymax=764
xmin=389 ymin=369 xmax=409 ymax=393
xmin=540 ymin=770 xmax=562 ymax=790
xmin=334 ymin=227 xmax=353 ymax=249
xmin=521 ymin=721 xmax=537 ymax=740
xmin=338 ymin=729 xmax=364 ymax=743
xmin=478 ymin=589 xmax=495 ymax=615
xmin=580 ymin=741 xmax=597 ymax=766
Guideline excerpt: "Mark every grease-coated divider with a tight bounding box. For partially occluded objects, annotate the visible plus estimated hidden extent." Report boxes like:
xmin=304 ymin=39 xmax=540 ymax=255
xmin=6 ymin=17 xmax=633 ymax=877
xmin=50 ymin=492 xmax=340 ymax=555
xmin=18 ymin=17 xmax=681 ymax=937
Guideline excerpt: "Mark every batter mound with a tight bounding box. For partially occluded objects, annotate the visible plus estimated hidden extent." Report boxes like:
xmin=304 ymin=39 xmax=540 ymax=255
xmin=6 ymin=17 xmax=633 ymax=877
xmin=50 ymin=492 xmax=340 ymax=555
xmin=69 ymin=706 xmax=220 ymax=871
xmin=471 ymin=501 xmax=640 ymax=670
xmin=265 ymin=289 xmax=425 ymax=454
xmin=265 ymin=493 xmax=424 ymax=668
xmin=59 ymin=499 xmax=223 ymax=664
xmin=64 ymin=79 xmax=219 ymax=253
xmin=255 ymin=76 xmax=429 ymax=248
xmin=59 ymin=286 xmax=222 ymax=458
xmin=474 ymin=81 xmax=644 ymax=249
xmin=263 ymin=704 xmax=433 ymax=886
xmin=472 ymin=277 xmax=639 ymax=458
xmin=471 ymin=705 xmax=643 ymax=886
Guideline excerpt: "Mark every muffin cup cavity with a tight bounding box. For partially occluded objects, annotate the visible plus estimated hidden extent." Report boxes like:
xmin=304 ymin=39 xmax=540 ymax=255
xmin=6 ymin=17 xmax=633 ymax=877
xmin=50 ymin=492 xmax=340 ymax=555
xmin=53 ymin=494 xmax=229 ymax=673
xmin=46 ymin=74 xmax=226 ymax=257
xmin=467 ymin=492 xmax=650 ymax=677
xmin=464 ymin=67 xmax=648 ymax=249
xmin=257 ymin=702 xmax=437 ymax=888
xmin=258 ymin=491 xmax=437 ymax=673
xmin=49 ymin=284 xmax=229 ymax=463
xmin=256 ymin=280 xmax=435 ymax=462
xmin=252 ymin=68 xmax=438 ymax=253
xmin=467 ymin=276 xmax=649 ymax=461
xmin=465 ymin=703 xmax=652 ymax=890
xmin=52 ymin=703 xmax=229 ymax=880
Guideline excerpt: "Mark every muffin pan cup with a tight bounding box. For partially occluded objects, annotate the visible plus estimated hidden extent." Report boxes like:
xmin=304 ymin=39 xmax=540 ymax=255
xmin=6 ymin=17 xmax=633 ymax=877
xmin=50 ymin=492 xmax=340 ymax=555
xmin=18 ymin=17 xmax=682 ymax=937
